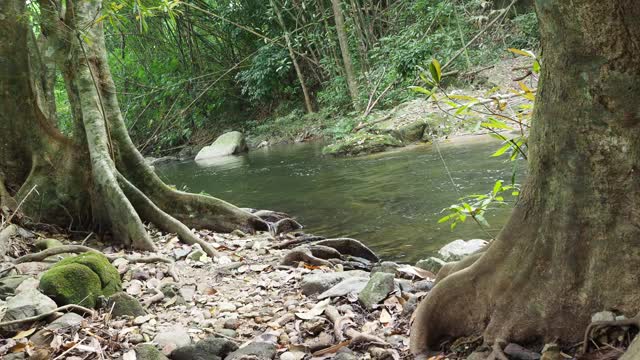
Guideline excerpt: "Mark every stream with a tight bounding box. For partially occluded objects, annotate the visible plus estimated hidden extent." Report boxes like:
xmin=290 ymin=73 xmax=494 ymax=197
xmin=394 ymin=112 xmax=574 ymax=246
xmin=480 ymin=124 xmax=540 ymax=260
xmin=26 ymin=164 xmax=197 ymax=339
xmin=156 ymin=135 xmax=525 ymax=263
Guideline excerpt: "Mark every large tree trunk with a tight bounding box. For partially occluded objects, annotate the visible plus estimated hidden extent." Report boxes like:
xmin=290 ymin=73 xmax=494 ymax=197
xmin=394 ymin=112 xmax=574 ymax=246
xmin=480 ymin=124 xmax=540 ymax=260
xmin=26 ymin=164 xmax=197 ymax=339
xmin=1 ymin=0 xmax=266 ymax=251
xmin=410 ymin=0 xmax=640 ymax=357
xmin=330 ymin=0 xmax=360 ymax=111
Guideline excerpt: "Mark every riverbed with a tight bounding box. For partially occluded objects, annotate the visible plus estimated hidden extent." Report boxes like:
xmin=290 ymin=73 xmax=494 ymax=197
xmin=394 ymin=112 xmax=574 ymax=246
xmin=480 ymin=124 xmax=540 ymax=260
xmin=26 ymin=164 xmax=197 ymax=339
xmin=157 ymin=135 xmax=524 ymax=263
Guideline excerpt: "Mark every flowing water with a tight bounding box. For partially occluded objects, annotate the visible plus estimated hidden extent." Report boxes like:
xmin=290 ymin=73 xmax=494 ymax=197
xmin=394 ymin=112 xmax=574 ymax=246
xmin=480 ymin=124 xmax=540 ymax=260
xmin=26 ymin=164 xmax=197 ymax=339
xmin=156 ymin=135 xmax=525 ymax=263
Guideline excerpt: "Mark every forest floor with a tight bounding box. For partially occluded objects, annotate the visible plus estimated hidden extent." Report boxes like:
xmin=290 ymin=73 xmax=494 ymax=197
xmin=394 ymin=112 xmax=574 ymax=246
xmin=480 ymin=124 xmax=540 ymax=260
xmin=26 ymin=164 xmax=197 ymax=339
xmin=0 ymin=222 xmax=432 ymax=359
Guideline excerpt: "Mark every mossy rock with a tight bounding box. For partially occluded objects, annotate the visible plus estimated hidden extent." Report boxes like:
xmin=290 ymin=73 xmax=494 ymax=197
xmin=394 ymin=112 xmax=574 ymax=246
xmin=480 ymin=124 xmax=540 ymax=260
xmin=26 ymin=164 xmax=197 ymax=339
xmin=53 ymin=252 xmax=121 ymax=296
xmin=39 ymin=263 xmax=102 ymax=308
xmin=322 ymin=133 xmax=402 ymax=157
xmin=109 ymin=292 xmax=146 ymax=317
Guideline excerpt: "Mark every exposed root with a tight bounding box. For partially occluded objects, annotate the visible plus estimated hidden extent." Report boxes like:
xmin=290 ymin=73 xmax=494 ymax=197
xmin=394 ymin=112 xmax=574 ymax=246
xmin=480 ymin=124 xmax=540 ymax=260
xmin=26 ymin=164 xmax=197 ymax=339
xmin=280 ymin=246 xmax=334 ymax=267
xmin=583 ymin=313 xmax=640 ymax=354
xmin=143 ymin=288 xmax=165 ymax=307
xmin=271 ymin=235 xmax=326 ymax=249
xmin=315 ymin=238 xmax=380 ymax=262
xmin=324 ymin=305 xmax=389 ymax=349
xmin=270 ymin=218 xmax=303 ymax=235
xmin=117 ymin=173 xmax=219 ymax=258
xmin=435 ymin=251 xmax=483 ymax=283
xmin=487 ymin=341 xmax=509 ymax=360
xmin=13 ymin=245 xmax=173 ymax=264
xmin=0 ymin=304 xmax=95 ymax=329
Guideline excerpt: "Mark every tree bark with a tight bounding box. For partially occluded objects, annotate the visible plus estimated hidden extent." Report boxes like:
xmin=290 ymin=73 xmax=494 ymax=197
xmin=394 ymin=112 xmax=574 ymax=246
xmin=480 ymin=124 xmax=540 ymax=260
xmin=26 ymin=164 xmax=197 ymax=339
xmin=270 ymin=0 xmax=314 ymax=113
xmin=0 ymin=0 xmax=266 ymax=250
xmin=330 ymin=0 xmax=360 ymax=111
xmin=410 ymin=0 xmax=640 ymax=357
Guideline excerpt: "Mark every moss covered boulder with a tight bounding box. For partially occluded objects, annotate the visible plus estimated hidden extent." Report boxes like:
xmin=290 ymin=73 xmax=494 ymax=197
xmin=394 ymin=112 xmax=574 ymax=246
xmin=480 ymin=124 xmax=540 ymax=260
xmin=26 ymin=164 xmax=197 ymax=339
xmin=323 ymin=133 xmax=402 ymax=157
xmin=39 ymin=252 xmax=122 ymax=308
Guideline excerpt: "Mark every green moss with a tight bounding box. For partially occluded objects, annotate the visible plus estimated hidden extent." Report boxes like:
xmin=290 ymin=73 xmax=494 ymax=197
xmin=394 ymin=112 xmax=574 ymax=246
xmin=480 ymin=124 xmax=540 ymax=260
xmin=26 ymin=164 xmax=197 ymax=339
xmin=53 ymin=252 xmax=121 ymax=296
xmin=322 ymin=133 xmax=403 ymax=157
xmin=35 ymin=238 xmax=64 ymax=250
xmin=39 ymin=263 xmax=102 ymax=308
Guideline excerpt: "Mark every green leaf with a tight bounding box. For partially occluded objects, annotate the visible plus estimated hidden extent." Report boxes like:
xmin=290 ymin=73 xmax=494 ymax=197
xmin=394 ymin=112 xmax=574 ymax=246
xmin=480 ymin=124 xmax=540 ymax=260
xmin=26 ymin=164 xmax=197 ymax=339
xmin=450 ymin=222 xmax=458 ymax=231
xmin=408 ymin=86 xmax=432 ymax=96
xmin=492 ymin=180 xmax=503 ymax=195
xmin=533 ymin=60 xmax=541 ymax=73
xmin=491 ymin=142 xmax=511 ymax=157
xmin=429 ymin=59 xmax=442 ymax=83
xmin=438 ymin=215 xmax=451 ymax=223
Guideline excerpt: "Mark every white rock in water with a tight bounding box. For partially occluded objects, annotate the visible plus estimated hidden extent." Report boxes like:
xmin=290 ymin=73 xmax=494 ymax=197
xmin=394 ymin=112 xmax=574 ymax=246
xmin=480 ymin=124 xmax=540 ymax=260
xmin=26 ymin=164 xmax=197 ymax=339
xmin=438 ymin=239 xmax=488 ymax=261
xmin=195 ymin=131 xmax=247 ymax=161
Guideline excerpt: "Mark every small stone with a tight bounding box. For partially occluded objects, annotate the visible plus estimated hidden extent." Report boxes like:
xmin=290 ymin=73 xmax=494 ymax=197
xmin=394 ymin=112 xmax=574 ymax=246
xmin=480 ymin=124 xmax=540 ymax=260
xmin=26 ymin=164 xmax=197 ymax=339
xmin=217 ymin=302 xmax=237 ymax=312
xmin=129 ymin=333 xmax=145 ymax=344
xmin=30 ymin=312 xmax=85 ymax=346
xmin=358 ymin=272 xmax=395 ymax=310
xmin=154 ymin=325 xmax=192 ymax=355
xmin=132 ymin=269 xmax=150 ymax=281
xmin=134 ymin=343 xmax=169 ymax=360
xmin=188 ymin=249 xmax=206 ymax=262
xmin=134 ymin=314 xmax=153 ymax=325
xmin=466 ymin=350 xmax=490 ymax=360
xmin=179 ymin=286 xmax=196 ymax=301
xmin=0 ymin=275 xmax=31 ymax=300
xmin=280 ymin=350 xmax=305 ymax=360
xmin=126 ymin=280 xmax=144 ymax=296
xmin=231 ymin=229 xmax=247 ymax=237
xmin=504 ymin=343 xmax=541 ymax=360
xmin=415 ymin=257 xmax=447 ymax=274
xmin=171 ymin=336 xmax=238 ymax=360
xmin=218 ymin=329 xmax=237 ymax=338
xmin=174 ymin=247 xmax=192 ymax=260
xmin=224 ymin=318 xmax=241 ymax=330
xmin=225 ymin=342 xmax=277 ymax=360
xmin=413 ymin=279 xmax=435 ymax=292
xmin=591 ymin=311 xmax=616 ymax=322
xmin=371 ymin=261 xmax=399 ymax=275
xmin=109 ymin=292 xmax=146 ymax=317
xmin=334 ymin=347 xmax=358 ymax=360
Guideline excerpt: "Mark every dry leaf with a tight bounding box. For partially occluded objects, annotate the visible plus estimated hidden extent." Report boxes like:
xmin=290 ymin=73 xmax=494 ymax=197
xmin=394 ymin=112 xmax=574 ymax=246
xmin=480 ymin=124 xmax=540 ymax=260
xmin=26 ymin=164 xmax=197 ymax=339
xmin=12 ymin=328 xmax=36 ymax=339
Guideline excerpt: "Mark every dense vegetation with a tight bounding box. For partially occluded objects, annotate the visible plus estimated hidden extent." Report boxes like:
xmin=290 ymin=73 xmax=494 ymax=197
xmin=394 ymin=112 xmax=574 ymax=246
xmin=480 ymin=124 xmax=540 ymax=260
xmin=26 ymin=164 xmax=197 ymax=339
xmin=51 ymin=0 xmax=538 ymax=155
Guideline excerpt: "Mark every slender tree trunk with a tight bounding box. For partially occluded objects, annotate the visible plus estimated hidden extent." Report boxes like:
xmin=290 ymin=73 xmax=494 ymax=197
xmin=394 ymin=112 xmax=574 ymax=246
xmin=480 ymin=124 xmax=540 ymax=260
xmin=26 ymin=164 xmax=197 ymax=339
xmin=270 ymin=0 xmax=314 ymax=113
xmin=330 ymin=0 xmax=360 ymax=110
xmin=410 ymin=0 xmax=640 ymax=357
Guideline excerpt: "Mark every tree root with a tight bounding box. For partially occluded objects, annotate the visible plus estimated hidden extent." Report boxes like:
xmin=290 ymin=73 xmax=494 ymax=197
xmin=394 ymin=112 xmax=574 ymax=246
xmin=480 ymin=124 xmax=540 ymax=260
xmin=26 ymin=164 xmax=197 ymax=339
xmin=0 ymin=304 xmax=95 ymax=329
xmin=271 ymin=235 xmax=326 ymax=249
xmin=117 ymin=173 xmax=219 ymax=258
xmin=324 ymin=305 xmax=388 ymax=349
xmin=13 ymin=245 xmax=173 ymax=264
xmin=583 ymin=313 xmax=640 ymax=354
xmin=143 ymin=288 xmax=165 ymax=307
xmin=487 ymin=341 xmax=509 ymax=360
xmin=435 ymin=252 xmax=483 ymax=283
xmin=281 ymin=246 xmax=334 ymax=267
xmin=314 ymin=238 xmax=379 ymax=262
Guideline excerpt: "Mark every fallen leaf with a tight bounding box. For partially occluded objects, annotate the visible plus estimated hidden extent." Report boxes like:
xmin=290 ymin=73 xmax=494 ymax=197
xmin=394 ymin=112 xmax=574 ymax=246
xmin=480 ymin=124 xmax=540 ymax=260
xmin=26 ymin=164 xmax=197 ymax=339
xmin=397 ymin=264 xmax=435 ymax=279
xmin=12 ymin=328 xmax=36 ymax=339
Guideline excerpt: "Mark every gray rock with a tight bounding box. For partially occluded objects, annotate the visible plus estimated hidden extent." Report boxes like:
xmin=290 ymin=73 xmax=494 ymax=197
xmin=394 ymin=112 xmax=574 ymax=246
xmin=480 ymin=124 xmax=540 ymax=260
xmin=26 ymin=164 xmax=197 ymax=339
xmin=591 ymin=311 xmax=616 ymax=322
xmin=504 ymin=343 xmax=541 ymax=360
xmin=188 ymin=249 xmax=206 ymax=261
xmin=109 ymin=292 xmax=146 ymax=317
xmin=1 ymin=289 xmax=57 ymax=331
xmin=358 ymin=272 xmax=395 ymax=310
xmin=2 ymin=353 xmax=27 ymax=360
xmin=438 ymin=239 xmax=488 ymax=261
xmin=415 ymin=257 xmax=447 ymax=273
xmin=134 ymin=343 xmax=169 ymax=360
xmin=394 ymin=279 xmax=414 ymax=293
xmin=195 ymin=131 xmax=248 ymax=161
xmin=301 ymin=270 xmax=369 ymax=295
xmin=371 ymin=261 xmax=399 ymax=275
xmin=0 ymin=275 xmax=31 ymax=300
xmin=224 ymin=342 xmax=276 ymax=360
xmin=335 ymin=347 xmax=358 ymax=360
xmin=317 ymin=277 xmax=370 ymax=300
xmin=154 ymin=325 xmax=191 ymax=355
xmin=172 ymin=336 xmax=238 ymax=360
xmin=413 ymin=279 xmax=435 ymax=292
xmin=218 ymin=329 xmax=237 ymax=338
xmin=402 ymin=295 xmax=420 ymax=317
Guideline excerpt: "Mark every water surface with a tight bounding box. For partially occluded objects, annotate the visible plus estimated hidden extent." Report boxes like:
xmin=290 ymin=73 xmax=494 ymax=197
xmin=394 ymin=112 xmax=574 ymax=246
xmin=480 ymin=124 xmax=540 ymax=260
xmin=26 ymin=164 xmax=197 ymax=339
xmin=157 ymin=135 xmax=524 ymax=263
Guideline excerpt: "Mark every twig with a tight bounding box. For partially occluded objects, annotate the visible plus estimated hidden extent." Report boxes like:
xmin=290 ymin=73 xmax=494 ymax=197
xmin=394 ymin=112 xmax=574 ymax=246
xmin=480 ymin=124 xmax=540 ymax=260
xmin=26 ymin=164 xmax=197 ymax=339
xmin=0 ymin=304 xmax=95 ymax=328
